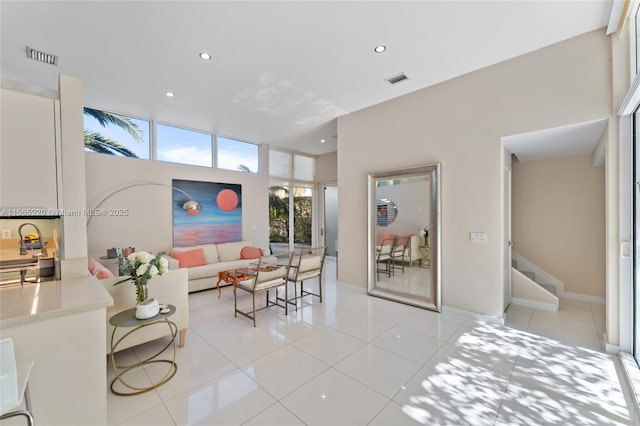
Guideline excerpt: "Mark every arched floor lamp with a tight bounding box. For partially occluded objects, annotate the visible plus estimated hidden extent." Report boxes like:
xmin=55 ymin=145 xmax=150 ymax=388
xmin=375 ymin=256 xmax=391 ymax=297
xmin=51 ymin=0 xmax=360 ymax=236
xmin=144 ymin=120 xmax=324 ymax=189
xmin=86 ymin=182 xmax=201 ymax=228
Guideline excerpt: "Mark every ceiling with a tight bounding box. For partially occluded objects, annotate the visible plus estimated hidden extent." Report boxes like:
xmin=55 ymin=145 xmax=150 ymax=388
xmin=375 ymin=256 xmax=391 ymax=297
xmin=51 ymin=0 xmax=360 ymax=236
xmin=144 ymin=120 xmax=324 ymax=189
xmin=0 ymin=1 xmax=613 ymax=156
xmin=503 ymin=118 xmax=609 ymax=163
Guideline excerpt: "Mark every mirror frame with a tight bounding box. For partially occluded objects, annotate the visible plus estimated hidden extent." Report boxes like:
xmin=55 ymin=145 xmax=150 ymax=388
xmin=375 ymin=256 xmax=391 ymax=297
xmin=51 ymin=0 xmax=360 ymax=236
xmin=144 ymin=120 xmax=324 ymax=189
xmin=367 ymin=163 xmax=441 ymax=312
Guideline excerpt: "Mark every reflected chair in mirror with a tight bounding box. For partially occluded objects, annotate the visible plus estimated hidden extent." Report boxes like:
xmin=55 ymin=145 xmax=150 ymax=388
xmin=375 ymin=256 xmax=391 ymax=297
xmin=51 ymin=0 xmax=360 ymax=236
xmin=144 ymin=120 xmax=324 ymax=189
xmin=234 ymin=252 xmax=293 ymax=327
xmin=376 ymin=237 xmax=394 ymax=280
xmin=391 ymin=234 xmax=411 ymax=274
xmin=0 ymin=338 xmax=34 ymax=426
xmin=287 ymin=246 xmax=327 ymax=310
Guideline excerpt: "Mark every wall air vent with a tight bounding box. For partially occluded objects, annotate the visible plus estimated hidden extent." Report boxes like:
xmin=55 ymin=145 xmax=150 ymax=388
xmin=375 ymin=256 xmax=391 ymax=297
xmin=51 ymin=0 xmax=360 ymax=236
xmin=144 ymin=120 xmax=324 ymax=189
xmin=26 ymin=46 xmax=58 ymax=66
xmin=386 ymin=73 xmax=408 ymax=85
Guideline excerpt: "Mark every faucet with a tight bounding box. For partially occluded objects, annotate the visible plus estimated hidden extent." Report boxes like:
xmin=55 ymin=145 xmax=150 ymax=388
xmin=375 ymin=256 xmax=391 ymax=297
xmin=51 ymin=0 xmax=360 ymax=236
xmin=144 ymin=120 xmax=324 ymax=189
xmin=18 ymin=223 xmax=48 ymax=258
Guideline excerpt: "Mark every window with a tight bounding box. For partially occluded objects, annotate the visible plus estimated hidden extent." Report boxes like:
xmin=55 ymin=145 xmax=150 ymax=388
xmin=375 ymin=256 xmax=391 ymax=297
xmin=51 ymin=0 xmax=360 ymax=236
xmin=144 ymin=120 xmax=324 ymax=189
xmin=636 ymin=4 xmax=640 ymax=77
xmin=83 ymin=107 xmax=150 ymax=159
xmin=268 ymin=150 xmax=316 ymax=252
xmin=156 ymin=123 xmax=212 ymax=167
xmin=269 ymin=150 xmax=291 ymax=178
xmin=217 ymin=136 xmax=259 ymax=173
xmin=269 ymin=185 xmax=290 ymax=254
xmin=293 ymin=186 xmax=313 ymax=248
xmin=294 ymin=154 xmax=315 ymax=181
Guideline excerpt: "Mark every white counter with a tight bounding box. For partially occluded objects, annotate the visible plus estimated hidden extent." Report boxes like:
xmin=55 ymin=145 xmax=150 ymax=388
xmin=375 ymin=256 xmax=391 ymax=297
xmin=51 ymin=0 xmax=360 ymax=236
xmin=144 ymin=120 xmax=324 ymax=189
xmin=0 ymin=275 xmax=112 ymax=328
xmin=0 ymin=276 xmax=113 ymax=425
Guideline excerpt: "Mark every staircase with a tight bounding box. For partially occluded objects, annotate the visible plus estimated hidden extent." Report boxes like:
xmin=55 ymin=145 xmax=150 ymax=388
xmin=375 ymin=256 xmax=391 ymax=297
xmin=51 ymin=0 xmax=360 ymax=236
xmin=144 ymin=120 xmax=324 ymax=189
xmin=514 ymin=263 xmax=556 ymax=295
xmin=511 ymin=258 xmax=559 ymax=311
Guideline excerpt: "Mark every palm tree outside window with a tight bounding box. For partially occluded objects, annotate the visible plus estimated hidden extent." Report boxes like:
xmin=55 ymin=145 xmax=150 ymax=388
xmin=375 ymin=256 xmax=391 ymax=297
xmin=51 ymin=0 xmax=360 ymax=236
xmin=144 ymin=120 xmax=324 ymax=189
xmin=83 ymin=107 xmax=149 ymax=158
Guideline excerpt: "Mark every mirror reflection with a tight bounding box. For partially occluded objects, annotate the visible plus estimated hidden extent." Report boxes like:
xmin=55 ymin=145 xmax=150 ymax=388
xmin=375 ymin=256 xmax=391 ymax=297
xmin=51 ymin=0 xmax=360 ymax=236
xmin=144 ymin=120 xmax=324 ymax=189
xmin=368 ymin=164 xmax=440 ymax=311
xmin=376 ymin=198 xmax=398 ymax=226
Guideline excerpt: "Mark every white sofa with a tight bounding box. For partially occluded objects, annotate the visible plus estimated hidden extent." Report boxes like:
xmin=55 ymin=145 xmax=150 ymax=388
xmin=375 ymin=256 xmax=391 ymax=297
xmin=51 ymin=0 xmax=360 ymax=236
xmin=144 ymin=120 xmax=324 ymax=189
xmin=164 ymin=240 xmax=274 ymax=293
xmin=404 ymin=235 xmax=424 ymax=266
xmin=99 ymin=268 xmax=189 ymax=354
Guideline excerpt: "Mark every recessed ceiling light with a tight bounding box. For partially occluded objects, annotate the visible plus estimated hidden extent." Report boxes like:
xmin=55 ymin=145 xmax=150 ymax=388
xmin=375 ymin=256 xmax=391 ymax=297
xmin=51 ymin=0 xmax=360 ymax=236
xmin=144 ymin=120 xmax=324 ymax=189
xmin=199 ymin=52 xmax=212 ymax=60
xmin=374 ymin=45 xmax=386 ymax=53
xmin=165 ymin=92 xmax=175 ymax=97
xmin=320 ymin=139 xmax=326 ymax=143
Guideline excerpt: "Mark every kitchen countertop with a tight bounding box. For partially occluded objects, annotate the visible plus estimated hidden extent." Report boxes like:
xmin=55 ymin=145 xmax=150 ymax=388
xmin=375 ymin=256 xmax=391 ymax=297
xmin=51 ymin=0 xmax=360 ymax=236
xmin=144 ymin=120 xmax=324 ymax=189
xmin=0 ymin=275 xmax=113 ymax=328
xmin=0 ymin=236 xmax=55 ymax=263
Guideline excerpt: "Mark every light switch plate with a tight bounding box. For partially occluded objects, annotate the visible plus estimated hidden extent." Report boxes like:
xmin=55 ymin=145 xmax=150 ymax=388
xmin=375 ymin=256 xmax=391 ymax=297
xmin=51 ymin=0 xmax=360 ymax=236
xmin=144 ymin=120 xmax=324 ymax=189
xmin=1 ymin=229 xmax=11 ymax=239
xmin=470 ymin=232 xmax=487 ymax=243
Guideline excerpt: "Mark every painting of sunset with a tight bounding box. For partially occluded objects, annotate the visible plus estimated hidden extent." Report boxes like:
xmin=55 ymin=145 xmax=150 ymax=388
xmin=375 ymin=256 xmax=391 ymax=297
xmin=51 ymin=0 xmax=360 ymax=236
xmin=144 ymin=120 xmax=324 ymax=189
xmin=172 ymin=179 xmax=242 ymax=246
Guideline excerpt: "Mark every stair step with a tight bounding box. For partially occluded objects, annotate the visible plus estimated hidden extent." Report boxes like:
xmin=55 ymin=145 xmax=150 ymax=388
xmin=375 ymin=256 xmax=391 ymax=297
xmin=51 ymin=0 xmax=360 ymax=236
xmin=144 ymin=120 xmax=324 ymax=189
xmin=540 ymin=283 xmax=556 ymax=295
xmin=522 ymin=271 xmax=535 ymax=281
xmin=512 ymin=260 xmax=518 ymax=268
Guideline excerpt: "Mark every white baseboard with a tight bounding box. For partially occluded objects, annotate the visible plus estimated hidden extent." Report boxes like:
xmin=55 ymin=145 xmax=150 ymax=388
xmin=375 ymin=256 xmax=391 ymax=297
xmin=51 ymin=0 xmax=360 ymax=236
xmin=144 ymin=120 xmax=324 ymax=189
xmin=604 ymin=333 xmax=620 ymax=354
xmin=558 ymin=291 xmax=605 ymax=304
xmin=511 ymin=297 xmax=558 ymax=312
xmin=441 ymin=305 xmax=505 ymax=325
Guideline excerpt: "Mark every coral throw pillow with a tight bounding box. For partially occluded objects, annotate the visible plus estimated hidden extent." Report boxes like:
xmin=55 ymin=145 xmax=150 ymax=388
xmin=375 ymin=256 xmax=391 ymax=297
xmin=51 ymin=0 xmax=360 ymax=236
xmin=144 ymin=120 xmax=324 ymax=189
xmin=88 ymin=258 xmax=115 ymax=279
xmin=396 ymin=233 xmax=412 ymax=247
xmin=376 ymin=233 xmax=395 ymax=246
xmin=240 ymin=246 xmax=263 ymax=259
xmin=171 ymin=248 xmax=207 ymax=268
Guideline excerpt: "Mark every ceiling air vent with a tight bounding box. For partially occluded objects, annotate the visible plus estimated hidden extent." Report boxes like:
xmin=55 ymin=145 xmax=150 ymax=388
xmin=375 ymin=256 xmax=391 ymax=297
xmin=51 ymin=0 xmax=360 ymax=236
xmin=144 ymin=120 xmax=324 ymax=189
xmin=26 ymin=46 xmax=58 ymax=66
xmin=386 ymin=73 xmax=408 ymax=85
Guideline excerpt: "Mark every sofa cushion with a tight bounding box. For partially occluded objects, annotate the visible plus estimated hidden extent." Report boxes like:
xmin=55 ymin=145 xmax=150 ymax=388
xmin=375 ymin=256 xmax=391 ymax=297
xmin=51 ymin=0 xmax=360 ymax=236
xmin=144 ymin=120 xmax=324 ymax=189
xmin=240 ymin=246 xmax=263 ymax=259
xmin=171 ymin=248 xmax=207 ymax=268
xmin=217 ymin=240 xmax=252 ymax=262
xmin=376 ymin=233 xmax=395 ymax=246
xmin=88 ymin=257 xmax=114 ymax=279
xmin=396 ymin=233 xmax=412 ymax=248
xmin=172 ymin=244 xmax=219 ymax=264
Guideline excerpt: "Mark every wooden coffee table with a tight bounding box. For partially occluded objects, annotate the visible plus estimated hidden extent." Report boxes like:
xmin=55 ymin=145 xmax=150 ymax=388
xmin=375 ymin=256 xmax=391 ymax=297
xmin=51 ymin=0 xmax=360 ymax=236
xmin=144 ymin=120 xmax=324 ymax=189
xmin=216 ymin=265 xmax=282 ymax=298
xmin=216 ymin=268 xmax=250 ymax=298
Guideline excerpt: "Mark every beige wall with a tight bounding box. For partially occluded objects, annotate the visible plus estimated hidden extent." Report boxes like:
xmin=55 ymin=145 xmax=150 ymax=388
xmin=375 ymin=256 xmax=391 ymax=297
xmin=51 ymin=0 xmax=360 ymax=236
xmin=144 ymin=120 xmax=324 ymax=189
xmin=512 ymin=155 xmax=605 ymax=297
xmin=85 ymin=149 xmax=271 ymax=261
xmin=316 ymin=151 xmax=337 ymax=182
xmin=337 ymin=29 xmax=612 ymax=317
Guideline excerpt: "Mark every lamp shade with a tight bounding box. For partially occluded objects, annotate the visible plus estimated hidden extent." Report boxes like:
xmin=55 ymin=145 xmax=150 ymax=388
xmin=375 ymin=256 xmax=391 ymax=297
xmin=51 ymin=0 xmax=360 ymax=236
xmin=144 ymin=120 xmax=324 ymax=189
xmin=182 ymin=200 xmax=201 ymax=216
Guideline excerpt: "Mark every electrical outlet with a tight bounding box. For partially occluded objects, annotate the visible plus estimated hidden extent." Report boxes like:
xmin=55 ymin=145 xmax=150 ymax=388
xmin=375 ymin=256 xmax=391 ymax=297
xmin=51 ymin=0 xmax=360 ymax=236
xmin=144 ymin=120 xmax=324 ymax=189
xmin=1 ymin=229 xmax=11 ymax=239
xmin=470 ymin=232 xmax=487 ymax=243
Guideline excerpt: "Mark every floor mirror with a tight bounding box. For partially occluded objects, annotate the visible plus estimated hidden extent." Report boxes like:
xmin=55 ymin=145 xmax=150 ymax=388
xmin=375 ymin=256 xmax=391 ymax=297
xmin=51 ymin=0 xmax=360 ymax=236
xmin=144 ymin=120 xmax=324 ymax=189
xmin=367 ymin=163 xmax=441 ymax=311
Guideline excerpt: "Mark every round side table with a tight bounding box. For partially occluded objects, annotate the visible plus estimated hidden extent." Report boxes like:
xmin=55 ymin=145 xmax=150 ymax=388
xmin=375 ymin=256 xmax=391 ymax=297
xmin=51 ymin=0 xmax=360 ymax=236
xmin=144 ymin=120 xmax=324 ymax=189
xmin=109 ymin=305 xmax=178 ymax=396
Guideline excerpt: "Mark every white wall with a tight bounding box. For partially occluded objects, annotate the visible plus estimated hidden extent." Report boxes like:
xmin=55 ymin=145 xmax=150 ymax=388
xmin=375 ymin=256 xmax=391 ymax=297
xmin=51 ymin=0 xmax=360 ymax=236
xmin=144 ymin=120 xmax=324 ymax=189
xmin=512 ymin=155 xmax=605 ymax=298
xmin=337 ymin=29 xmax=612 ymax=317
xmin=85 ymin=149 xmax=271 ymax=260
xmin=317 ymin=151 xmax=337 ymax=183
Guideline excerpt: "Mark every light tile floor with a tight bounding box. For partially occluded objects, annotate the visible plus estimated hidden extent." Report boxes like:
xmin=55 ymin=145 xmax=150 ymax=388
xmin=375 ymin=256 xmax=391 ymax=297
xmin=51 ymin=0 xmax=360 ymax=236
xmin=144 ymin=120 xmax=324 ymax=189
xmin=107 ymin=258 xmax=639 ymax=425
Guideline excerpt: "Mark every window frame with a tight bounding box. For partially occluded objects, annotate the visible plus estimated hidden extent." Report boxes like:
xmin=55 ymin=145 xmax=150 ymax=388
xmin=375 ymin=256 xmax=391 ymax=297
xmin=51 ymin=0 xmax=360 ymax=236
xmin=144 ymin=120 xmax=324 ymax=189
xmin=215 ymin=135 xmax=260 ymax=174
xmin=82 ymin=106 xmax=263 ymax=172
xmin=155 ymin=121 xmax=214 ymax=168
xmin=83 ymin=106 xmax=152 ymax=160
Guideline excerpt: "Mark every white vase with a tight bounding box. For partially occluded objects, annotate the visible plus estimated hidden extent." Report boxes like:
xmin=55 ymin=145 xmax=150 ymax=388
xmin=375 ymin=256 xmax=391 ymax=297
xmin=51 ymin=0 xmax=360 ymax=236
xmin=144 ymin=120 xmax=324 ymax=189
xmin=135 ymin=298 xmax=159 ymax=319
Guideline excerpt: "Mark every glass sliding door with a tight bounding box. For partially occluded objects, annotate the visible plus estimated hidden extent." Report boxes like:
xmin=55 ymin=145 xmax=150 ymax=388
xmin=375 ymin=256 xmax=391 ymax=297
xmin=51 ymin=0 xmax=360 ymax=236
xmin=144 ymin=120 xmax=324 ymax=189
xmin=268 ymin=150 xmax=316 ymax=254
xmin=293 ymin=187 xmax=313 ymax=251
xmin=269 ymin=185 xmax=290 ymax=254
xmin=635 ymin=109 xmax=640 ymax=362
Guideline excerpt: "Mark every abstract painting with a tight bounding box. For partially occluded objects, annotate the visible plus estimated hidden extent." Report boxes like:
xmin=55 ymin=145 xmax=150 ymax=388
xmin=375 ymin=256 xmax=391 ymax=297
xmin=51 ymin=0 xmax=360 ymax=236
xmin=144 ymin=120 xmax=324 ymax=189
xmin=172 ymin=179 xmax=242 ymax=246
